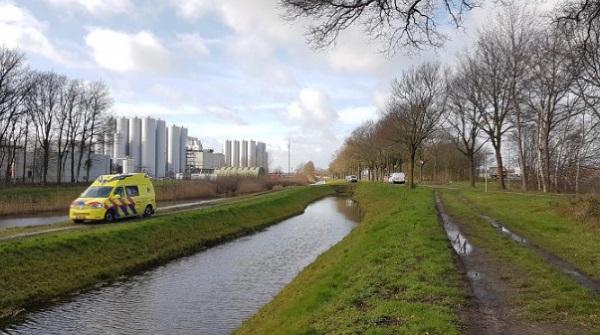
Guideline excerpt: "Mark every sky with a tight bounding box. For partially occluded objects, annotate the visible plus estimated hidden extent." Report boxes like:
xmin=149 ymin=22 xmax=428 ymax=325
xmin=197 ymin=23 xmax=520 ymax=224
xmin=0 ymin=0 xmax=558 ymax=170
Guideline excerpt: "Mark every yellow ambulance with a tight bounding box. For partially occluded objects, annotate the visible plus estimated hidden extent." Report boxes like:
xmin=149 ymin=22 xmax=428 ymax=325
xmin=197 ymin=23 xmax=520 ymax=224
xmin=69 ymin=173 xmax=156 ymax=223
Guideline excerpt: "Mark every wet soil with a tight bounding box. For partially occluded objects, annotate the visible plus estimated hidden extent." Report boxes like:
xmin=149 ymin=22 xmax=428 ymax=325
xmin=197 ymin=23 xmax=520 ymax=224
xmin=458 ymin=194 xmax=600 ymax=294
xmin=435 ymin=193 xmax=584 ymax=335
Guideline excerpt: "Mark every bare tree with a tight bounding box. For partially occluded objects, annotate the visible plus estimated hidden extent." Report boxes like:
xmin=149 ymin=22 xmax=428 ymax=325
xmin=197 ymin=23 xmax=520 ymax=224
xmin=83 ymin=81 xmax=112 ymax=181
xmin=280 ymin=0 xmax=479 ymax=52
xmin=27 ymin=71 xmax=67 ymax=184
xmin=0 ymin=48 xmax=31 ymax=179
xmin=526 ymin=27 xmax=578 ymax=192
xmin=386 ymin=62 xmax=445 ymax=188
xmin=446 ymin=63 xmax=486 ymax=187
xmin=473 ymin=28 xmax=514 ymax=189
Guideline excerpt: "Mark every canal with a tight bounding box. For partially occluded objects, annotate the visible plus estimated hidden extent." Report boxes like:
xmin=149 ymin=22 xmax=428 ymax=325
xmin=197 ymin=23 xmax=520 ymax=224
xmin=1 ymin=196 xmax=360 ymax=335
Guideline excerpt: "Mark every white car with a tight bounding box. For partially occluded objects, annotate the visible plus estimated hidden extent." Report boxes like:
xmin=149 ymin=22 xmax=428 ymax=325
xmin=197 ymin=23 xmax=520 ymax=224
xmin=388 ymin=172 xmax=406 ymax=184
xmin=345 ymin=175 xmax=358 ymax=183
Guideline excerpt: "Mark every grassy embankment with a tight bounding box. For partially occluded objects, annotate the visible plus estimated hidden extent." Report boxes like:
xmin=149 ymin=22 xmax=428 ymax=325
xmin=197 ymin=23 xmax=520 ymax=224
xmin=236 ymin=183 xmax=465 ymax=335
xmin=439 ymin=190 xmax=600 ymax=331
xmin=0 ymin=176 xmax=306 ymax=217
xmin=0 ymin=185 xmax=333 ymax=322
xmin=445 ymin=184 xmax=600 ymax=279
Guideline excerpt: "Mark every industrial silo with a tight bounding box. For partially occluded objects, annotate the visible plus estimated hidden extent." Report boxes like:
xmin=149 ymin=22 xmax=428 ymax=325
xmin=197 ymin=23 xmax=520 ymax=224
xmin=114 ymin=117 xmax=129 ymax=163
xmin=129 ymin=117 xmax=142 ymax=171
xmin=94 ymin=134 xmax=104 ymax=154
xmin=167 ymin=125 xmax=180 ymax=174
xmin=122 ymin=158 xmax=135 ymax=174
xmin=264 ymin=151 xmax=269 ymax=172
xmin=155 ymin=119 xmax=167 ymax=178
xmin=141 ymin=117 xmax=156 ymax=176
xmin=249 ymin=140 xmax=256 ymax=167
xmin=104 ymin=133 xmax=113 ymax=157
xmin=241 ymin=140 xmax=248 ymax=167
xmin=179 ymin=127 xmax=188 ymax=173
xmin=257 ymin=142 xmax=266 ymax=168
xmin=233 ymin=140 xmax=240 ymax=167
xmin=224 ymin=140 xmax=232 ymax=166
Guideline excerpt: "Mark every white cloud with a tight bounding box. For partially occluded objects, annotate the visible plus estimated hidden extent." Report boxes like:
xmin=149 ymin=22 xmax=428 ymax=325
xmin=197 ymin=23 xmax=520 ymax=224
xmin=288 ymin=88 xmax=338 ymax=124
xmin=45 ymin=0 xmax=132 ymax=14
xmin=338 ymin=106 xmax=378 ymax=125
xmin=85 ymin=28 xmax=172 ymax=73
xmin=0 ymin=3 xmax=67 ymax=63
xmin=113 ymin=102 xmax=199 ymax=117
xmin=176 ymin=33 xmax=210 ymax=56
xmin=113 ymin=102 xmax=246 ymax=125
xmin=170 ymin=0 xmax=217 ymax=18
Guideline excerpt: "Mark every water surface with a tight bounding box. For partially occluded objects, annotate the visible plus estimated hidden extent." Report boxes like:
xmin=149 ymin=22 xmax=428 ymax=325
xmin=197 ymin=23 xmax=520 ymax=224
xmin=1 ymin=196 xmax=360 ymax=335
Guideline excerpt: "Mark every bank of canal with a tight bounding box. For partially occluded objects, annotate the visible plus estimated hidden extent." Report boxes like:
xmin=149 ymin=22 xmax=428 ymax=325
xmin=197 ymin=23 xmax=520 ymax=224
xmin=1 ymin=196 xmax=359 ymax=334
xmin=0 ymin=186 xmax=336 ymax=323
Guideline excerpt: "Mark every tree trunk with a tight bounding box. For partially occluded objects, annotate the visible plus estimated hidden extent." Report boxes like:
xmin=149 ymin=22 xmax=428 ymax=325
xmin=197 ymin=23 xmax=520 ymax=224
xmin=516 ymin=113 xmax=528 ymax=191
xmin=409 ymin=149 xmax=416 ymax=188
xmin=468 ymin=151 xmax=476 ymax=188
xmin=493 ymin=141 xmax=506 ymax=189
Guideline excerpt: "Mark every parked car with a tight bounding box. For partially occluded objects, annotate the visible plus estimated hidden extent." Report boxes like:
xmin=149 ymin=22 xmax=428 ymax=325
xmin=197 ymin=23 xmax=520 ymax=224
xmin=345 ymin=175 xmax=358 ymax=183
xmin=69 ymin=173 xmax=156 ymax=223
xmin=388 ymin=172 xmax=406 ymax=184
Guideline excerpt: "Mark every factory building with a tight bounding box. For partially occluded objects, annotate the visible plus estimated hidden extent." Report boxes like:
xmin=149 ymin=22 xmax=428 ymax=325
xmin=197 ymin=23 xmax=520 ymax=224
xmin=111 ymin=116 xmax=189 ymax=178
xmin=223 ymin=139 xmax=269 ymax=172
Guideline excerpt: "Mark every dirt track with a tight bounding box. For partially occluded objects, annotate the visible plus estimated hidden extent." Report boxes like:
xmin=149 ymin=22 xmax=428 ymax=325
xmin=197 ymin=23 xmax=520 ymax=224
xmin=435 ymin=193 xmax=586 ymax=335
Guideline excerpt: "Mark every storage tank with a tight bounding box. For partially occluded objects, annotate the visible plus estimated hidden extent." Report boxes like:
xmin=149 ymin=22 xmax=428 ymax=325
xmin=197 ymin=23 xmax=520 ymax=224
xmin=155 ymin=119 xmax=167 ymax=178
xmin=122 ymin=158 xmax=135 ymax=174
xmin=129 ymin=117 xmax=142 ymax=171
xmin=141 ymin=117 xmax=156 ymax=176
xmin=241 ymin=140 xmax=248 ymax=167
xmin=264 ymin=151 xmax=269 ymax=172
xmin=94 ymin=134 xmax=104 ymax=154
xmin=257 ymin=142 xmax=266 ymax=168
xmin=168 ymin=124 xmax=180 ymax=174
xmin=224 ymin=140 xmax=232 ymax=167
xmin=249 ymin=140 xmax=256 ymax=167
xmin=179 ymin=127 xmax=188 ymax=173
xmin=233 ymin=140 xmax=240 ymax=167
xmin=114 ymin=117 xmax=129 ymax=162
xmin=104 ymin=133 xmax=113 ymax=157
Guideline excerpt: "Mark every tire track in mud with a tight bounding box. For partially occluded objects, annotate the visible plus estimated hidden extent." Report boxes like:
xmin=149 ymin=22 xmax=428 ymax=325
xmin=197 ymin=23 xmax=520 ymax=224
xmin=434 ymin=192 xmax=581 ymax=335
xmin=456 ymin=193 xmax=600 ymax=295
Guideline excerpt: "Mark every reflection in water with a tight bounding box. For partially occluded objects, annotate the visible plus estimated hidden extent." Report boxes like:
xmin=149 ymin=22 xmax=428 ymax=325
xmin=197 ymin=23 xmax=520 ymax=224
xmin=1 ymin=197 xmax=360 ymax=335
xmin=434 ymin=194 xmax=473 ymax=256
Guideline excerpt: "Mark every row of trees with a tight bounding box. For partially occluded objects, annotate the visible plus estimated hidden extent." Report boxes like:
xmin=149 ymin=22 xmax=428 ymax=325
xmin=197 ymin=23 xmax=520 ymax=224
xmin=0 ymin=47 xmax=112 ymax=184
xmin=329 ymin=4 xmax=600 ymax=193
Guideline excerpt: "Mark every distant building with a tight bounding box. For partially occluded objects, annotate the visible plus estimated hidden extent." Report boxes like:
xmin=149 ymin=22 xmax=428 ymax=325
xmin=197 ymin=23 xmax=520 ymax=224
xmin=214 ymin=166 xmax=266 ymax=177
xmin=223 ymin=139 xmax=269 ymax=172
xmin=13 ymin=150 xmax=110 ymax=183
xmin=188 ymin=150 xmax=225 ymax=174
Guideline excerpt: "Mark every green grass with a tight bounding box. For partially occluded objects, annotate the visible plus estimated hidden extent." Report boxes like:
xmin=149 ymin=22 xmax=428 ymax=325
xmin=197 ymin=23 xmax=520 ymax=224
xmin=439 ymin=190 xmax=600 ymax=331
xmin=0 ymin=186 xmax=334 ymax=322
xmin=235 ymin=183 xmax=465 ymax=335
xmin=454 ymin=188 xmax=600 ymax=279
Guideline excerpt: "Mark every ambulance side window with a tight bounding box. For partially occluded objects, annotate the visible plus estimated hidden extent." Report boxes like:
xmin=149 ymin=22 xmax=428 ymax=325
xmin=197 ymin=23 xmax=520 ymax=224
xmin=113 ymin=187 xmax=125 ymax=198
xmin=126 ymin=186 xmax=140 ymax=197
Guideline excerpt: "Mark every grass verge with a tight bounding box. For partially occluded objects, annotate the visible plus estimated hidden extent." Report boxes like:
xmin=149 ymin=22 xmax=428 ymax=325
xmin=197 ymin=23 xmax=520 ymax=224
xmin=0 ymin=176 xmax=309 ymax=217
xmin=440 ymin=190 xmax=600 ymax=331
xmin=457 ymin=188 xmax=600 ymax=279
xmin=0 ymin=185 xmax=333 ymax=323
xmin=235 ymin=183 xmax=465 ymax=335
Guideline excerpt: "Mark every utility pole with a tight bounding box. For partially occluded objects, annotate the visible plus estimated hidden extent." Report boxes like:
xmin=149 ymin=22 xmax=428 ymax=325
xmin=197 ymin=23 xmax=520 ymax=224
xmin=288 ymin=136 xmax=291 ymax=175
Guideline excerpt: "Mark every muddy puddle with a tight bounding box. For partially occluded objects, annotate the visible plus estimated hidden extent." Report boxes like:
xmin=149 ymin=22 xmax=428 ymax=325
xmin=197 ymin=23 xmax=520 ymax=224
xmin=463 ymin=197 xmax=600 ymax=295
